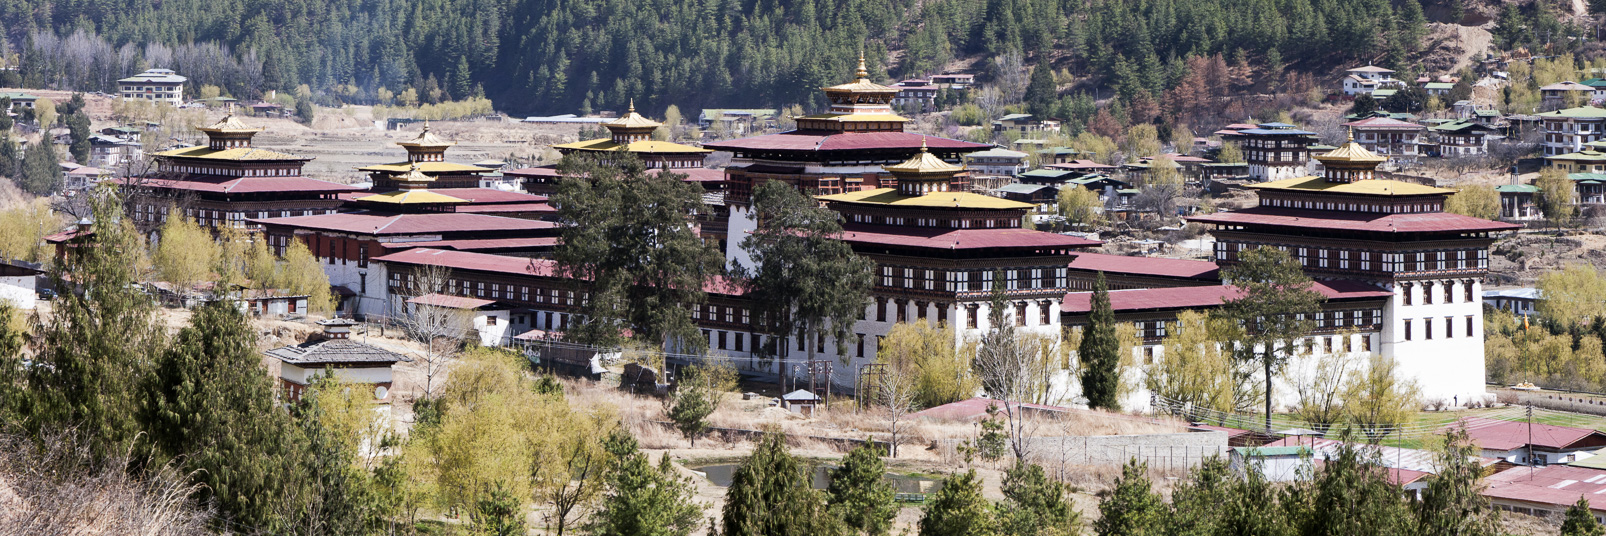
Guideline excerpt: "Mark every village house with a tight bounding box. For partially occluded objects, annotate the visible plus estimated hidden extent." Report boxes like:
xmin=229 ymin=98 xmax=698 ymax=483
xmin=929 ymin=73 xmax=974 ymax=90
xmin=1483 ymin=287 xmax=1539 ymax=316
xmin=0 ymin=91 xmax=38 ymax=111
xmin=696 ymin=109 xmax=778 ymax=133
xmin=1237 ymin=123 xmax=1317 ymax=182
xmin=964 ymin=147 xmax=1029 ymax=177
xmin=1484 ymin=464 xmax=1606 ymax=523
xmin=1542 ymin=81 xmax=1596 ymax=109
xmin=88 ymin=134 xmax=143 ymax=171
xmin=1430 ymin=119 xmax=1497 ymax=157
xmin=1537 ymin=106 xmax=1606 ymax=156
xmin=118 ymin=68 xmax=186 ymax=105
xmin=1495 ymin=184 xmax=1541 ymax=222
xmin=266 ymin=319 xmax=409 ymax=403
xmin=1341 ymin=65 xmax=1401 ymax=96
xmin=994 ymin=183 xmax=1056 ymax=210
xmin=1450 ymin=412 xmax=1606 ymax=466
xmin=406 ymin=293 xmax=512 ymax=347
xmin=1344 ymin=117 xmax=1426 ymax=166
xmin=890 ymin=79 xmax=939 ymax=112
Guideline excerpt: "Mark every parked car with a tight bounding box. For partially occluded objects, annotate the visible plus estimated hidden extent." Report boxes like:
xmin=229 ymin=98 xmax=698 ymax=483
xmin=37 ymin=288 xmax=55 ymax=300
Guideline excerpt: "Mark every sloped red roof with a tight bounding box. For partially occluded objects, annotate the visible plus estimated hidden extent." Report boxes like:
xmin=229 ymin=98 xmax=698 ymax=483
xmin=838 ymin=224 xmax=1100 ymax=250
xmin=1187 ymin=207 xmax=1521 ymax=234
xmin=1485 ymin=465 xmax=1606 ymax=511
xmin=453 ymin=203 xmax=557 ymax=215
xmin=374 ymin=248 xmax=745 ymax=296
xmin=131 ymin=176 xmax=359 ymax=195
xmin=1068 ymin=252 xmax=1220 ymax=280
xmin=652 ymin=168 xmax=726 ymax=182
xmin=1445 ymin=417 xmax=1606 ymax=451
xmin=251 ymin=211 xmax=557 ymax=235
xmin=400 ymin=237 xmax=559 ymax=251
xmin=1343 ymin=116 xmax=1426 ymax=130
xmin=1062 ymin=280 xmax=1392 ymax=313
xmin=705 ymin=131 xmax=988 ymax=152
xmin=909 ymin=397 xmax=1078 ymax=421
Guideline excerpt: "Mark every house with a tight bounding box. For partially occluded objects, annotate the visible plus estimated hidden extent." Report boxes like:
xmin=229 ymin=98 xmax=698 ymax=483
xmin=61 ymin=165 xmax=109 ymax=191
xmin=1572 ymin=172 xmax=1606 ymax=205
xmin=929 ymin=73 xmax=975 ymax=90
xmin=1423 ymin=82 xmax=1455 ymax=97
xmin=0 ymin=260 xmax=42 ymax=310
xmin=1537 ymin=106 xmax=1606 ymax=156
xmin=781 ymin=389 xmax=823 ymax=415
xmin=891 ymin=79 xmax=939 ymax=112
xmin=1542 ymin=82 xmax=1596 ymax=109
xmin=993 ymin=113 xmax=1043 ymax=134
xmin=406 ymin=292 xmax=512 ymax=347
xmin=265 ymin=318 xmax=410 ymax=403
xmin=964 ymin=148 xmax=1029 ymax=177
xmin=1341 ymin=66 xmax=1400 ymax=96
xmin=1495 ymin=184 xmax=1541 ymax=222
xmin=1431 ymin=120 xmax=1498 ymax=157
xmin=118 ymin=69 xmax=186 ymax=105
xmin=1245 ymin=436 xmax=1496 ymax=498
xmin=1483 ymin=287 xmax=1540 ymax=316
xmin=0 ymin=92 xmax=38 ymax=111
xmin=994 ymin=183 xmax=1056 ymax=210
xmin=1237 ymin=123 xmax=1318 ymax=181
xmin=1046 ymin=160 xmax=1120 ymax=174
xmin=1037 ymin=147 xmax=1082 ymax=165
xmin=1483 ymin=464 xmax=1606 ymax=523
xmin=1229 ymin=446 xmax=1313 ymax=481
xmin=1344 ymin=117 xmax=1426 ymax=166
xmin=1583 ymin=78 xmax=1606 ymax=102
xmin=1447 ymin=417 xmax=1606 ymax=465
xmin=696 ymin=109 xmax=779 ymax=134
xmin=1546 ymin=150 xmax=1606 ymax=174
xmin=88 ymin=135 xmax=143 ymax=171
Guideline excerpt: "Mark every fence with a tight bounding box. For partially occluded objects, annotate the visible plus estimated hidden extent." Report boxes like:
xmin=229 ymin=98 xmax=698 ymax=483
xmin=933 ymin=429 xmax=1229 ymax=474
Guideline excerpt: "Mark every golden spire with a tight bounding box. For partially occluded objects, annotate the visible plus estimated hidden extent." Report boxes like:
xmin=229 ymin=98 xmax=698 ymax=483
xmin=855 ymin=52 xmax=868 ymax=80
xmin=920 ymin=136 xmax=928 ymax=152
xmin=1345 ymin=126 xmax=1355 ymax=144
xmin=628 ymin=98 xmax=636 ymax=114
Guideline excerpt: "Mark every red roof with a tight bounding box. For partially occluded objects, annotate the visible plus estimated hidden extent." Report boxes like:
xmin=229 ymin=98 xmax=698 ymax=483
xmin=838 ymin=224 xmax=1100 ymax=251
xmin=705 ymin=131 xmax=988 ymax=153
xmin=1068 ymin=252 xmax=1220 ymax=280
xmin=251 ymin=211 xmax=557 ymax=235
xmin=1062 ymin=280 xmax=1392 ymax=313
xmin=1047 ymin=160 xmax=1119 ymax=171
xmin=653 ymin=168 xmax=726 ymax=182
xmin=1445 ymin=417 xmax=1606 ymax=451
xmin=453 ymin=202 xmax=557 ymax=215
xmin=1343 ymin=116 xmax=1426 ymax=130
xmin=400 ymin=237 xmax=559 ymax=251
xmin=407 ymin=293 xmax=498 ymax=309
xmin=1485 ymin=465 xmax=1606 ymax=511
xmin=131 ymin=176 xmax=359 ymax=195
xmin=502 ymin=166 xmax=561 ymax=179
xmin=374 ymin=248 xmax=745 ymax=295
xmin=1187 ymin=207 xmax=1521 ymax=234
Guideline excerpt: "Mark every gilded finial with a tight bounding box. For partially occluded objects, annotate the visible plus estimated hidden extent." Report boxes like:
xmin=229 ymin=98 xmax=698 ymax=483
xmin=422 ymin=121 xmax=430 ymax=133
xmin=628 ymin=98 xmax=636 ymax=114
xmin=920 ymin=137 xmax=928 ymax=152
xmin=855 ymin=52 xmax=868 ymax=80
xmin=1345 ymin=126 xmax=1355 ymax=144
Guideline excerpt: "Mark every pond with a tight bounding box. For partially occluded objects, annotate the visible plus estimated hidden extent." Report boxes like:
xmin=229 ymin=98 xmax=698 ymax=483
xmin=688 ymin=463 xmax=943 ymax=494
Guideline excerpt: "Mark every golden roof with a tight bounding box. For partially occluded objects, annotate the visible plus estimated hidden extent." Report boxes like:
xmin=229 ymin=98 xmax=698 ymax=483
xmin=818 ymin=188 xmax=1032 ymax=209
xmin=883 ymin=140 xmax=963 ymax=175
xmin=357 ymin=161 xmax=493 ymax=173
xmin=823 ymin=53 xmax=897 ymax=93
xmin=354 ymin=190 xmax=468 ymax=205
xmin=397 ymin=123 xmax=453 ymax=148
xmin=605 ymin=99 xmax=663 ymax=130
xmin=197 ymin=114 xmax=261 ymax=134
xmin=1249 ymin=176 xmax=1452 ymax=196
xmin=154 ymin=146 xmax=306 ymax=161
xmin=553 ymin=138 xmax=712 ymax=154
xmin=1316 ymin=130 xmax=1387 ymax=164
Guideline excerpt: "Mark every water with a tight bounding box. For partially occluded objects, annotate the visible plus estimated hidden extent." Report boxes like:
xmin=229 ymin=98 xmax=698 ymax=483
xmin=689 ymin=463 xmax=943 ymax=494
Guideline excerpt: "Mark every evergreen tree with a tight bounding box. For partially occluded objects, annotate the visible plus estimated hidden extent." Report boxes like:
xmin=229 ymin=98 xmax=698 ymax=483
xmin=1417 ymin=428 xmax=1500 ymax=536
xmin=66 ymin=109 xmax=91 ymax=164
xmin=589 ymin=446 xmax=704 ymax=536
xmin=667 ymin=382 xmax=714 ymax=447
xmin=18 ymin=141 xmax=62 ymax=196
xmin=1563 ymin=496 xmax=1604 ymax=536
xmin=1094 ymin=460 xmax=1164 ymax=536
xmin=736 ymin=179 xmax=874 ymax=363
xmin=1080 ymin=271 xmax=1120 ymax=410
xmin=295 ymin=98 xmax=316 ymax=125
xmin=290 ymin=374 xmax=381 ymax=534
xmin=554 ymin=152 xmax=725 ymax=351
xmin=1166 ymin=456 xmax=1231 ymax=535
xmin=826 ymin=442 xmax=897 ymax=536
xmin=919 ymin=469 xmax=995 ymax=536
xmin=22 ymin=193 xmax=161 ymax=461
xmin=0 ymin=132 xmax=18 ymax=179
xmin=1217 ymin=246 xmax=1324 ymax=432
xmin=1296 ymin=436 xmax=1413 ymax=536
xmin=473 ymin=482 xmax=527 ymax=536
xmin=1349 ymin=94 xmax=1378 ymax=117
xmin=1024 ymin=61 xmax=1057 ymax=118
xmin=142 ymin=300 xmax=303 ymax=530
xmin=0 ymin=301 xmax=28 ymax=420
xmin=721 ymin=430 xmax=844 ymax=536
xmin=999 ymin=462 xmax=1081 ymax=536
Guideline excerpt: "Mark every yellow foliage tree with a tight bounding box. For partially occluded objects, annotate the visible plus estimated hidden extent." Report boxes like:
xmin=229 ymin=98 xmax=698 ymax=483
xmin=277 ymin=240 xmax=334 ymax=314
xmin=1444 ymin=185 xmax=1500 ymax=220
xmin=1147 ymin=311 xmax=1237 ymax=415
xmin=878 ymin=321 xmax=979 ymax=409
xmin=1538 ymin=263 xmax=1606 ymax=328
xmin=0 ymin=198 xmax=63 ymax=264
xmin=154 ymin=209 xmax=220 ymax=296
xmin=1536 ymin=167 xmax=1577 ymax=228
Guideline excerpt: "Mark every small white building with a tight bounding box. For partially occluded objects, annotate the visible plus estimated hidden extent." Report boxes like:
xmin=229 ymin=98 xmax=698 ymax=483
xmin=1482 ymin=287 xmax=1539 ymax=316
xmin=88 ymin=135 xmax=143 ymax=171
xmin=0 ymin=261 xmax=42 ymax=310
xmin=964 ymin=147 xmax=1029 ymax=177
xmin=1341 ymin=66 xmax=1400 ymax=96
xmin=406 ymin=292 xmax=512 ymax=347
xmin=266 ymin=318 xmax=410 ymax=403
xmin=118 ymin=69 xmax=187 ymax=105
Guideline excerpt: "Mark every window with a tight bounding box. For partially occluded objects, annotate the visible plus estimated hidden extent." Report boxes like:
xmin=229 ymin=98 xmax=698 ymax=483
xmin=1343 ymin=335 xmax=1353 ymax=353
xmin=877 ymin=298 xmax=887 ymax=322
xmin=1425 ymin=319 xmax=1433 ymax=340
xmin=1039 ymin=301 xmax=1051 ymax=325
xmin=1444 ymin=281 xmax=1454 ymax=303
xmin=1404 ymin=320 xmax=1413 ymax=341
xmin=1362 ymin=335 xmax=1372 ymax=352
xmin=1402 ymin=284 xmax=1413 ymax=306
xmin=1324 ymin=337 xmax=1333 ymax=354
xmin=358 ymin=244 xmax=369 ymax=267
xmin=718 ymin=331 xmax=727 ymax=350
xmin=486 ymin=316 xmax=498 ymax=326
xmin=1467 ymin=316 xmax=1475 ymax=336
xmin=967 ymin=305 xmax=979 ymax=329
xmin=1465 ymin=280 xmax=1475 ymax=302
xmin=359 ymin=273 xmax=366 ymax=294
xmin=1015 ymin=302 xmax=1027 ymax=326
xmin=1422 ymin=282 xmax=1434 ymax=304
xmin=856 ymin=336 xmax=864 ymax=358
xmin=1445 ymin=317 xmax=1454 ymax=338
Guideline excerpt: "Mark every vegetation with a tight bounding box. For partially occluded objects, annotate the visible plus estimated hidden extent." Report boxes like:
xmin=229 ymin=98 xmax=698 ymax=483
xmin=999 ymin=462 xmax=1081 ymax=536
xmin=587 ymin=439 xmax=705 ymax=536
xmin=826 ymin=442 xmax=898 ymax=536
xmin=1444 ymin=185 xmax=1499 ymax=221
xmin=1147 ymin=310 xmax=1240 ymax=416
xmin=1080 ymin=272 xmax=1121 ymax=410
xmin=919 ymin=469 xmax=994 ymax=536
xmin=1536 ymin=167 xmax=1577 ymax=228
xmin=1218 ymin=246 xmax=1325 ymax=432
xmin=877 ymin=321 xmax=979 ymax=409
xmin=721 ymin=429 xmax=844 ymax=536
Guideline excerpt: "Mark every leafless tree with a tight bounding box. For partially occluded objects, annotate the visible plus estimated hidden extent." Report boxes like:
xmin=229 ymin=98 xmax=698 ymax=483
xmin=879 ymin=359 xmax=917 ymax=458
xmin=973 ymin=313 xmax=1047 ymax=461
xmin=0 ymin=430 xmax=211 ymax=535
xmin=994 ymin=51 xmax=1029 ymax=104
xmin=395 ymin=263 xmax=473 ymax=399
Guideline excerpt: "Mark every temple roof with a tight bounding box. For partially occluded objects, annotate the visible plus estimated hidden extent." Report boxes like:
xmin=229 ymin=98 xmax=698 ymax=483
xmin=1250 ymin=176 xmax=1447 ymax=196
xmin=153 ymin=145 xmax=308 ymax=162
xmin=121 ymin=175 xmax=358 ymax=195
xmin=836 ymin=224 xmax=1100 ymax=250
xmin=197 ymin=114 xmax=260 ymax=134
xmin=267 ymin=338 xmax=409 ymax=366
xmin=822 ymin=54 xmax=898 ymax=94
xmin=1188 ymin=207 xmax=1520 ymax=234
xmin=605 ymin=100 xmax=663 ymax=129
xmin=1315 ymin=135 xmax=1388 ymax=164
xmin=552 ymin=138 xmax=711 ymax=154
xmin=354 ymin=190 xmax=468 ymax=205
xmin=818 ymin=188 xmax=1031 ymax=209
xmin=397 ymin=124 xmax=453 ymax=148
xmin=705 ymin=131 xmax=986 ymax=153
xmin=251 ymin=211 xmax=558 ymax=235
xmin=883 ymin=141 xmax=964 ymax=174
xmin=358 ymin=161 xmax=493 ymax=173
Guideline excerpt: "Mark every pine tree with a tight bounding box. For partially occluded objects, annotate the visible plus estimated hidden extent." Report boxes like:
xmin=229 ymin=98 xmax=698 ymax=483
xmin=668 ymin=383 xmax=714 ymax=447
xmin=1025 ymin=61 xmax=1057 ymax=118
xmin=0 ymin=132 xmax=18 ymax=179
xmin=826 ymin=442 xmax=897 ymax=536
xmin=1080 ymin=271 xmax=1120 ymax=410
xmin=1563 ymin=496 xmax=1604 ymax=536
xmin=588 ymin=439 xmax=704 ymax=536
xmin=1167 ymin=456 xmax=1231 ymax=535
xmin=1094 ymin=460 xmax=1165 ymax=535
xmin=142 ymin=300 xmax=302 ymax=529
xmin=919 ymin=469 xmax=995 ymax=536
xmin=66 ymin=109 xmax=91 ymax=164
xmin=1217 ymin=246 xmax=1324 ymax=432
xmin=721 ymin=430 xmax=844 ymax=536
xmin=1417 ymin=429 xmax=1500 ymax=535
xmin=18 ymin=141 xmax=61 ymax=196
xmin=999 ymin=461 xmax=1081 ymax=536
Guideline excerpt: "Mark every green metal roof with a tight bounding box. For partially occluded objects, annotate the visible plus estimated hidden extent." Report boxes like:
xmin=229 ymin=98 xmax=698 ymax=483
xmin=1475 ymin=109 xmax=1501 ymax=116
xmin=1432 ymin=120 xmax=1493 ymax=133
xmin=1570 ymin=172 xmax=1606 ymax=182
xmin=1570 ymin=451 xmax=1606 ymax=469
xmin=1538 ymin=106 xmax=1606 ymax=119
xmin=1552 ymin=151 xmax=1606 ymax=162
xmin=1496 ymin=184 xmax=1538 ymax=193
xmin=0 ymin=92 xmax=38 ymax=100
xmin=1371 ymin=89 xmax=1398 ymax=98
xmin=1584 ymin=78 xmax=1606 ymax=88
xmin=996 ymin=183 xmax=1052 ymax=194
xmin=1424 ymin=82 xmax=1454 ymax=90
xmin=1234 ymin=446 xmax=1312 ymax=457
xmin=1020 ymin=169 xmax=1075 ymax=179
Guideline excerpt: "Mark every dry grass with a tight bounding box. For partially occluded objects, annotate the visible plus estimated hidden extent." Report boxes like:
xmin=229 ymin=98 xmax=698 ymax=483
xmin=0 ymin=430 xmax=211 ymax=536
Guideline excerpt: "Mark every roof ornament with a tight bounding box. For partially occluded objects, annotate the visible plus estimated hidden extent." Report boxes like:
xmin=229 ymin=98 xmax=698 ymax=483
xmin=855 ymin=52 xmax=868 ymax=80
xmin=628 ymin=98 xmax=636 ymax=114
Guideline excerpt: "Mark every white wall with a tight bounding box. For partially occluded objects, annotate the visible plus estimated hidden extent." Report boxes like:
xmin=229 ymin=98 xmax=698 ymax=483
xmin=280 ymin=363 xmax=395 ymax=386
xmin=1382 ymin=279 xmax=1487 ymax=404
xmin=0 ymin=275 xmax=36 ymax=310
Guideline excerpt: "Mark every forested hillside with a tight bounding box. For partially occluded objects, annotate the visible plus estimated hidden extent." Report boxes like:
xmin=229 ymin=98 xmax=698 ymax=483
xmin=0 ymin=0 xmax=1546 ymax=116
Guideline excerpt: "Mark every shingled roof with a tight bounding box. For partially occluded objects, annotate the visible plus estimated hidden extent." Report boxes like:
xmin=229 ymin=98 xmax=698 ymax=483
xmin=266 ymin=338 xmax=410 ymax=366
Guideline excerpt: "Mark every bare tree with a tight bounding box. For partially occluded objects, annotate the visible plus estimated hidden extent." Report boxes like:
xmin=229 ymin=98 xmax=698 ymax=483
xmin=395 ymin=263 xmax=473 ymax=399
xmin=994 ymin=51 xmax=1029 ymax=104
xmin=973 ymin=284 xmax=1047 ymax=460
xmin=879 ymin=359 xmax=917 ymax=458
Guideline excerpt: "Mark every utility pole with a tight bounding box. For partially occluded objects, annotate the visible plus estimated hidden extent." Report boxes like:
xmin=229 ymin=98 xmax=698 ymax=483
xmin=1528 ymin=404 xmax=1536 ymax=478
